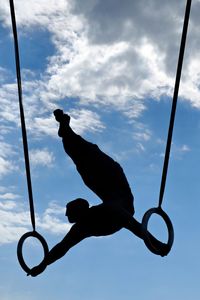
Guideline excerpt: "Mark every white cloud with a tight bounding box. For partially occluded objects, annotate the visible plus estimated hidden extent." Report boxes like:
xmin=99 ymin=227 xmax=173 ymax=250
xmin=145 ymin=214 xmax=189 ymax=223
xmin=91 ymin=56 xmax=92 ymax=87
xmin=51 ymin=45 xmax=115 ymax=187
xmin=0 ymin=141 xmax=18 ymax=177
xmin=133 ymin=131 xmax=151 ymax=142
xmin=30 ymin=108 xmax=105 ymax=138
xmin=136 ymin=142 xmax=146 ymax=153
xmin=180 ymin=144 xmax=190 ymax=152
xmin=0 ymin=67 xmax=11 ymax=83
xmin=30 ymin=148 xmax=55 ymax=167
xmin=0 ymin=141 xmax=16 ymax=158
xmin=0 ymin=1 xmax=191 ymax=114
xmin=0 ymin=186 xmax=17 ymax=193
xmin=0 ymin=187 xmax=7 ymax=193
xmin=173 ymin=144 xmax=191 ymax=157
xmin=0 ymin=202 xmax=30 ymax=244
xmin=0 ymin=193 xmax=20 ymax=200
xmin=33 ymin=115 xmax=58 ymax=138
xmin=0 ymin=157 xmax=17 ymax=177
xmin=37 ymin=202 xmax=71 ymax=235
xmin=35 ymin=0 xmax=200 ymax=112
xmin=132 ymin=122 xmax=152 ymax=144
xmin=0 ymin=83 xmax=22 ymax=131
xmin=160 ymin=143 xmax=191 ymax=160
xmin=0 ymin=200 xmax=71 ymax=245
xmin=0 ymin=0 xmax=69 ymax=28
xmin=69 ymin=108 xmax=105 ymax=134
xmin=37 ymin=201 xmax=72 ymax=234
xmin=1 ymin=0 xmax=200 ymax=143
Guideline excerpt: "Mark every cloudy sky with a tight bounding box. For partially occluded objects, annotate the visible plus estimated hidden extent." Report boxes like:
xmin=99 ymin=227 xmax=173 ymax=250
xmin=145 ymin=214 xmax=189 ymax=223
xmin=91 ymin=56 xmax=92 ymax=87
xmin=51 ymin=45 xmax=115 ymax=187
xmin=1 ymin=0 xmax=200 ymax=299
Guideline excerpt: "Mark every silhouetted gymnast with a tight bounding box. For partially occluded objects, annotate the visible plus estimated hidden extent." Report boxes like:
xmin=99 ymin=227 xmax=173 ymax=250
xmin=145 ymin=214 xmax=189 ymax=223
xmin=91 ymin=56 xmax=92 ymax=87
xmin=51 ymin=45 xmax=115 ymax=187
xmin=29 ymin=109 xmax=167 ymax=277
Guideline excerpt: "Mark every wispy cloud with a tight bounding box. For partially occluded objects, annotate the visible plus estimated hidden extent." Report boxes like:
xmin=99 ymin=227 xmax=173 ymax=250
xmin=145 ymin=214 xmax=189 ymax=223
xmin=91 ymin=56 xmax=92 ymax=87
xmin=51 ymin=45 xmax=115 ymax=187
xmin=160 ymin=143 xmax=191 ymax=159
xmin=37 ymin=202 xmax=71 ymax=235
xmin=69 ymin=108 xmax=105 ymax=134
xmin=0 ymin=200 xmax=30 ymax=244
xmin=30 ymin=148 xmax=55 ymax=167
xmin=179 ymin=144 xmax=190 ymax=152
xmin=0 ymin=141 xmax=16 ymax=158
xmin=0 ymin=141 xmax=18 ymax=177
xmin=172 ymin=144 xmax=191 ymax=159
xmin=0 ymin=157 xmax=15 ymax=177
xmin=0 ymin=200 xmax=71 ymax=245
xmin=133 ymin=131 xmax=151 ymax=142
xmin=132 ymin=122 xmax=152 ymax=147
xmin=0 ymin=193 xmax=20 ymax=200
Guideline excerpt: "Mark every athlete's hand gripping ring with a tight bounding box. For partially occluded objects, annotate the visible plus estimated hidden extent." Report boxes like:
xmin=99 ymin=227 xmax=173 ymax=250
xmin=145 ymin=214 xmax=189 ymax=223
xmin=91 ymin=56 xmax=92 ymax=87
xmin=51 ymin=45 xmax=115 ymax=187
xmin=142 ymin=207 xmax=174 ymax=256
xmin=17 ymin=231 xmax=49 ymax=274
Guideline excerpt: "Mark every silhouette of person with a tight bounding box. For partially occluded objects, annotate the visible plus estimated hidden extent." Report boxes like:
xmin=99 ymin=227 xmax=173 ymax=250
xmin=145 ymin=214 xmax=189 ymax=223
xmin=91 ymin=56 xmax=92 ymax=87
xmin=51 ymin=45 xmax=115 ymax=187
xmin=29 ymin=109 xmax=166 ymax=277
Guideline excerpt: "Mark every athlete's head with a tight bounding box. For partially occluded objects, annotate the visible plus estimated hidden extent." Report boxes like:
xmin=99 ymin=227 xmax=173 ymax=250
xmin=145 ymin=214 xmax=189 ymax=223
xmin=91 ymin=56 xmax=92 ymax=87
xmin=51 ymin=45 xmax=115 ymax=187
xmin=66 ymin=198 xmax=89 ymax=223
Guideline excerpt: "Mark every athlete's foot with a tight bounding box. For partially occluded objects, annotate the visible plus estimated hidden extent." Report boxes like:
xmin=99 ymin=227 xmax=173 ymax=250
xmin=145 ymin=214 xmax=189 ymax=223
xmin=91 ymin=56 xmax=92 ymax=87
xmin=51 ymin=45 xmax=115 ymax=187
xmin=54 ymin=109 xmax=64 ymax=121
xmin=54 ymin=109 xmax=70 ymax=123
xmin=53 ymin=109 xmax=71 ymax=137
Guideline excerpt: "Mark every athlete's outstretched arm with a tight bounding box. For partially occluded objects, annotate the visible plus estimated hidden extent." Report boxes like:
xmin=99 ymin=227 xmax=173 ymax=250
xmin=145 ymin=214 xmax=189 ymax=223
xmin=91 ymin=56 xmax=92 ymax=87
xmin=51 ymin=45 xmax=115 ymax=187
xmin=47 ymin=224 xmax=89 ymax=265
xmin=28 ymin=223 xmax=90 ymax=277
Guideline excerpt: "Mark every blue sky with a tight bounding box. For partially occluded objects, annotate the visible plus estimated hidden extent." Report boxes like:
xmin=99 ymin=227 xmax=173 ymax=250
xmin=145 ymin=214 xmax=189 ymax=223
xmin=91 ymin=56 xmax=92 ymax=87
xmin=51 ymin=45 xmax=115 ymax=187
xmin=1 ymin=0 xmax=200 ymax=299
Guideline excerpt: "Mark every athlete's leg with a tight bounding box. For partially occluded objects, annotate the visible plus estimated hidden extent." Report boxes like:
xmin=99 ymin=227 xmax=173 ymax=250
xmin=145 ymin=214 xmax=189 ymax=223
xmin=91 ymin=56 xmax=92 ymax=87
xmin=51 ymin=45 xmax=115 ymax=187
xmin=54 ymin=109 xmax=134 ymax=212
xmin=124 ymin=214 xmax=169 ymax=255
xmin=54 ymin=109 xmax=94 ymax=163
xmin=101 ymin=203 xmax=168 ymax=253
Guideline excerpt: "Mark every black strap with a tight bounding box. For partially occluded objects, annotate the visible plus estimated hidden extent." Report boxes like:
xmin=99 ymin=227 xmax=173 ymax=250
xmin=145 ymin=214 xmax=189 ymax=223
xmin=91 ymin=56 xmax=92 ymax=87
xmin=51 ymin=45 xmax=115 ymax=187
xmin=9 ymin=0 xmax=36 ymax=231
xmin=158 ymin=0 xmax=192 ymax=208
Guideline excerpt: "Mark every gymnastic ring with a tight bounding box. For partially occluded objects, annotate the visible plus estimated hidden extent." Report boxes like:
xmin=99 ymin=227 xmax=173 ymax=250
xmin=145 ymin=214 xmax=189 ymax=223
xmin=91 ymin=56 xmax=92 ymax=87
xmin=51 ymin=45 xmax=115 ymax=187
xmin=142 ymin=207 xmax=174 ymax=257
xmin=17 ymin=231 xmax=49 ymax=274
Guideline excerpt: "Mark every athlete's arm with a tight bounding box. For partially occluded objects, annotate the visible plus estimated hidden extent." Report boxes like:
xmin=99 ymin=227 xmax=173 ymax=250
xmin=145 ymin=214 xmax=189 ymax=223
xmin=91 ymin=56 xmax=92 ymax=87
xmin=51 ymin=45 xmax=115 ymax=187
xmin=28 ymin=223 xmax=90 ymax=277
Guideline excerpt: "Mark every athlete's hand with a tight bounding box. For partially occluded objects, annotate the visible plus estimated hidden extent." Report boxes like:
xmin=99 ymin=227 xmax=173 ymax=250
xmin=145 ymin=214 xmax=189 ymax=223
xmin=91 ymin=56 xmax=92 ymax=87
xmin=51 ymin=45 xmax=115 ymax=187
xmin=27 ymin=262 xmax=47 ymax=277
